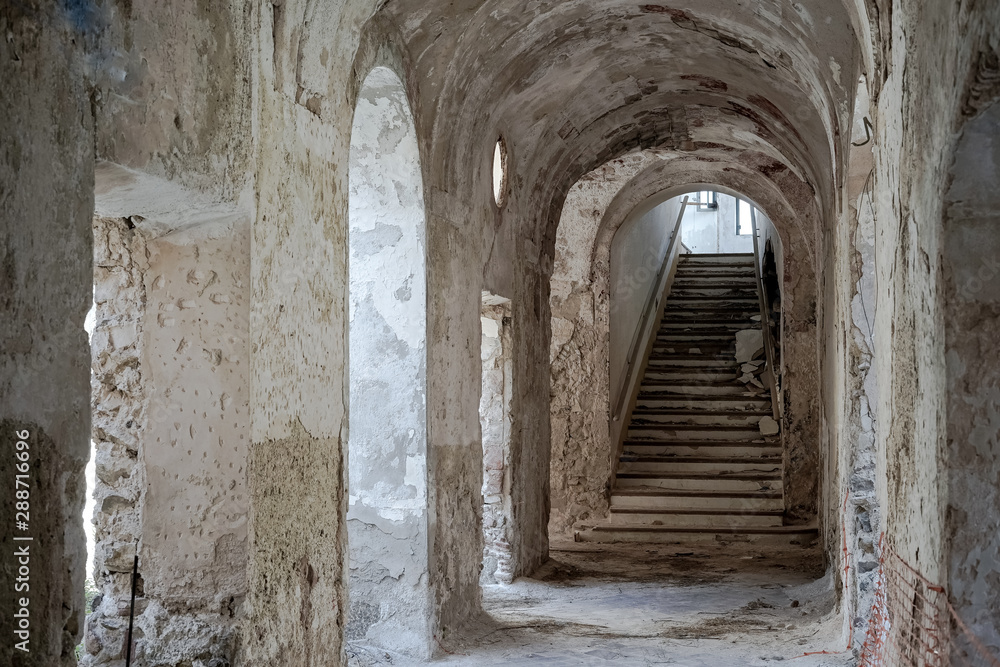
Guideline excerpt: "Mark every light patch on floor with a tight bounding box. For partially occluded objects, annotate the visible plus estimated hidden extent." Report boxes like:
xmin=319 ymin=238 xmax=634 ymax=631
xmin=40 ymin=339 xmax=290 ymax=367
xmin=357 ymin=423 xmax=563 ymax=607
xmin=348 ymin=542 xmax=853 ymax=666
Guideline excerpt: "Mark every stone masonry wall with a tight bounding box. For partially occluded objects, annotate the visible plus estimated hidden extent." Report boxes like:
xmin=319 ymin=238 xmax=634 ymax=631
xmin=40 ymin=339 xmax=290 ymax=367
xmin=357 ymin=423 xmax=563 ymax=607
xmin=480 ymin=303 xmax=513 ymax=585
xmin=85 ymin=216 xmax=150 ymax=664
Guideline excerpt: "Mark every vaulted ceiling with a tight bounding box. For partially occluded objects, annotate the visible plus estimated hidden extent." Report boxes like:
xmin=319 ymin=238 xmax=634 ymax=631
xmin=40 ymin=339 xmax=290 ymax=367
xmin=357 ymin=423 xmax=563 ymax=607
xmin=381 ymin=0 xmax=864 ymax=239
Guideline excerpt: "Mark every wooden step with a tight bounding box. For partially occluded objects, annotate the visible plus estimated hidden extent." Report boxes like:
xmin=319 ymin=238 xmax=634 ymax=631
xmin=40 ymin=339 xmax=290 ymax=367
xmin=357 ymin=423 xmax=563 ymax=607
xmin=641 ymin=369 xmax=740 ymax=382
xmin=655 ymin=331 xmax=738 ymax=339
xmin=626 ymin=424 xmax=769 ymax=441
xmin=670 ymin=288 xmax=758 ymax=298
xmin=630 ymin=411 xmax=770 ymax=427
xmin=652 ymin=343 xmax=737 ymax=353
xmin=654 ymin=331 xmax=746 ymax=341
xmin=651 ymin=349 xmax=737 ymax=358
xmin=614 ymin=473 xmax=781 ymax=493
xmin=610 ymin=488 xmax=784 ymax=511
xmin=663 ymin=309 xmax=760 ymax=320
xmin=679 ymin=253 xmax=754 ymax=261
xmin=672 ymin=273 xmax=756 ymax=280
xmin=605 ymin=507 xmax=785 ymax=528
xmin=635 ymin=395 xmax=771 ymax=410
xmin=643 ymin=358 xmax=737 ymax=369
xmin=622 ymin=441 xmax=781 ymax=457
xmin=663 ymin=310 xmax=760 ymax=321
xmin=638 ymin=384 xmax=759 ymax=397
xmin=618 ymin=455 xmax=781 ymax=474
xmin=575 ymin=524 xmax=819 ymax=546
xmin=659 ymin=322 xmax=757 ymax=331
xmin=666 ymin=300 xmax=759 ymax=310
xmin=647 ymin=350 xmax=736 ymax=359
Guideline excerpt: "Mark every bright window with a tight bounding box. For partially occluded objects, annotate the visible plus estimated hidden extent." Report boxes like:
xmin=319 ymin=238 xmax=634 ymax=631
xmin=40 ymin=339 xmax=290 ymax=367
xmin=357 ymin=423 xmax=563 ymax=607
xmin=697 ymin=190 xmax=717 ymax=211
xmin=737 ymin=199 xmax=755 ymax=235
xmin=493 ymin=138 xmax=508 ymax=206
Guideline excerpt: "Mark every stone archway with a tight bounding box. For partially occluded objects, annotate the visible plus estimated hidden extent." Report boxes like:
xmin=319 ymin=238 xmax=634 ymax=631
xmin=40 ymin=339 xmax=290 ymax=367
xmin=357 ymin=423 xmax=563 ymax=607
xmin=549 ymin=153 xmax=819 ymax=537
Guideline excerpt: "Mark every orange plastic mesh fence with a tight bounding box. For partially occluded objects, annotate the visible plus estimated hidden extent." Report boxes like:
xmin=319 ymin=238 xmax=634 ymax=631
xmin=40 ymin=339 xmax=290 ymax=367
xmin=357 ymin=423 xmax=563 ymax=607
xmin=858 ymin=538 xmax=1000 ymax=667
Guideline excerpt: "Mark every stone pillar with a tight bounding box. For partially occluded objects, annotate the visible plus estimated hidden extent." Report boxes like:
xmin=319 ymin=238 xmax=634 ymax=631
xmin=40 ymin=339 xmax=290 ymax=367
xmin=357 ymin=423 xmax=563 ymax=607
xmin=1 ymin=7 xmax=93 ymax=665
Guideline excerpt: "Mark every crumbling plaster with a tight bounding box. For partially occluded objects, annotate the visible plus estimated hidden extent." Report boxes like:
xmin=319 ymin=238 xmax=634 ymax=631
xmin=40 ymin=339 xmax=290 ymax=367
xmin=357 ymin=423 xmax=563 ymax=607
xmin=819 ymin=73 xmax=883 ymax=649
xmin=865 ymin=0 xmax=1000 ymax=592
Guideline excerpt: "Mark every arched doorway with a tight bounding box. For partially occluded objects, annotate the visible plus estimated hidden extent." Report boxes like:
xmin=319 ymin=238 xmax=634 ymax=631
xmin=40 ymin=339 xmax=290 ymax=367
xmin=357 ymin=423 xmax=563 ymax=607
xmin=347 ymin=66 xmax=431 ymax=658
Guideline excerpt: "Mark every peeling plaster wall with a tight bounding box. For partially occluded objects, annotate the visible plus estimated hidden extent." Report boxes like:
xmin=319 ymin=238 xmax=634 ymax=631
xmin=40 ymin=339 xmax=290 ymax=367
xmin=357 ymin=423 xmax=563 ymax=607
xmin=243 ymin=2 xmax=376 ymax=663
xmin=824 ymin=92 xmax=882 ymax=646
xmin=347 ymin=66 xmax=431 ymax=658
xmin=864 ymin=0 xmax=1000 ymax=599
xmin=844 ymin=173 xmax=881 ymax=643
xmin=943 ymin=100 xmax=1000 ymax=655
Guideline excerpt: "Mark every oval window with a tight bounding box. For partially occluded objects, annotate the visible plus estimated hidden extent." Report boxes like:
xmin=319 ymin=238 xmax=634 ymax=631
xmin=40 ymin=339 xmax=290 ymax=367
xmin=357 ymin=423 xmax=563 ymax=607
xmin=492 ymin=137 xmax=508 ymax=207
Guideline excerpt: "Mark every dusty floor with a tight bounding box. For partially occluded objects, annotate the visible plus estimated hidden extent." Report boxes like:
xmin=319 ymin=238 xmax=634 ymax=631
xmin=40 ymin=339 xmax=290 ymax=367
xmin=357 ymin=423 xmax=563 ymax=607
xmin=347 ymin=541 xmax=856 ymax=666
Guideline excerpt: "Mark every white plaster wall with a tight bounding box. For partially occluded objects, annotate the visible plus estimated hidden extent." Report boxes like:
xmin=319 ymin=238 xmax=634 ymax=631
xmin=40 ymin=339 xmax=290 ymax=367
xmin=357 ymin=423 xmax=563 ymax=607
xmin=347 ymin=66 xmax=431 ymax=658
xmin=609 ymin=198 xmax=681 ymax=400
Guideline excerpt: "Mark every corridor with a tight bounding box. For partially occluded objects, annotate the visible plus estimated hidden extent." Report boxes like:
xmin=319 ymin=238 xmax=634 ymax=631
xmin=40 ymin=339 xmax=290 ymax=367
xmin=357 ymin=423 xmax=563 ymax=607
xmin=349 ymin=542 xmax=847 ymax=666
xmin=4 ymin=0 xmax=1000 ymax=665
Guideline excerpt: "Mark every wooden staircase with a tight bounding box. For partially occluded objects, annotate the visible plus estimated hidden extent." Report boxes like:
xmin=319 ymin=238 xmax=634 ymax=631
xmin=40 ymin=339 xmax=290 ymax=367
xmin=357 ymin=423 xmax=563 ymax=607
xmin=576 ymin=253 xmax=818 ymax=547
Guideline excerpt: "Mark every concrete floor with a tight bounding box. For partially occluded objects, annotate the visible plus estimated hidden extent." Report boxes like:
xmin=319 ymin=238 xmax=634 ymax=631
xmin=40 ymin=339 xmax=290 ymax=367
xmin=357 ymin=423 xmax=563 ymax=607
xmin=348 ymin=541 xmax=856 ymax=666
